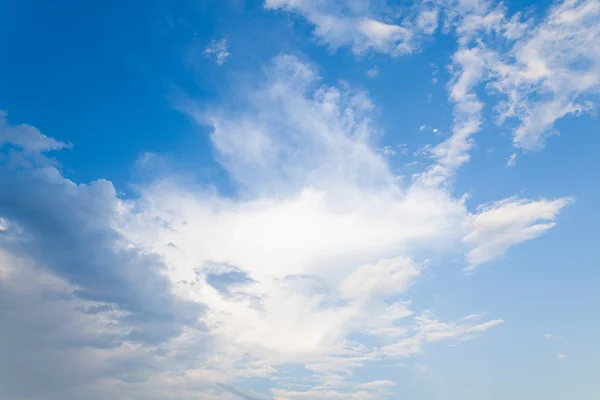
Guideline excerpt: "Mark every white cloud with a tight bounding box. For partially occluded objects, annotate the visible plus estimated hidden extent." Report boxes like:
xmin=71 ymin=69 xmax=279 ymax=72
xmin=381 ymin=145 xmax=397 ymax=156
xmin=463 ymin=197 xmax=571 ymax=271
xmin=489 ymin=0 xmax=600 ymax=150
xmin=419 ymin=124 xmax=426 ymax=132
xmin=462 ymin=313 xmax=484 ymax=321
xmin=204 ymin=39 xmax=231 ymax=66
xmin=357 ymin=380 xmax=396 ymax=389
xmin=265 ymin=0 xmax=439 ymax=56
xmin=557 ymin=353 xmax=567 ymax=359
xmin=506 ymin=152 xmax=517 ymax=168
xmin=434 ymin=0 xmax=600 ymax=156
xmin=366 ymin=67 xmax=379 ymax=78
xmin=123 ymin=55 xmax=523 ymax=389
xmin=544 ymin=333 xmax=562 ymax=340
xmin=0 ymin=110 xmax=70 ymax=153
xmin=266 ymin=0 xmax=600 ymax=153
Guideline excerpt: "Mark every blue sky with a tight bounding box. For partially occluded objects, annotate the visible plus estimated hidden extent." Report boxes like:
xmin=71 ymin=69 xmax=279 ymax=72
xmin=0 ymin=0 xmax=599 ymax=399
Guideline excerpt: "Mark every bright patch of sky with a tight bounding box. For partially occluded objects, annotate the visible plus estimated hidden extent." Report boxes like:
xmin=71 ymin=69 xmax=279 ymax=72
xmin=0 ymin=0 xmax=599 ymax=399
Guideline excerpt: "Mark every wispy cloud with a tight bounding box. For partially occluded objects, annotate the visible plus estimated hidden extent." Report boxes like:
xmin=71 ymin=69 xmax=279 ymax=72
xmin=506 ymin=153 xmax=517 ymax=168
xmin=265 ymin=0 xmax=440 ymax=56
xmin=366 ymin=67 xmax=379 ymax=78
xmin=544 ymin=334 xmax=563 ymax=340
xmin=204 ymin=38 xmax=231 ymax=66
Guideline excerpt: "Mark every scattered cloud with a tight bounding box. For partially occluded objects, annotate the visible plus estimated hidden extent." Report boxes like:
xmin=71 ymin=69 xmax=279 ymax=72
xmin=204 ymin=38 xmax=231 ymax=66
xmin=557 ymin=353 xmax=567 ymax=359
xmin=544 ymin=334 xmax=562 ymax=340
xmin=381 ymin=146 xmax=397 ymax=156
xmin=489 ymin=0 xmax=600 ymax=150
xmin=0 ymin=48 xmax=520 ymax=395
xmin=366 ymin=67 xmax=379 ymax=78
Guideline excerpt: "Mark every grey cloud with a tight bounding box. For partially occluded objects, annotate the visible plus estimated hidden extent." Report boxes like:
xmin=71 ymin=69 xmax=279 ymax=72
xmin=0 ymin=115 xmax=208 ymax=398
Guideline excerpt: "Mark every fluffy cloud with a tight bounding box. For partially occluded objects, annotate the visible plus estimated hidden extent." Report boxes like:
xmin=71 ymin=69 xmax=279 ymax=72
xmin=121 ymin=55 xmax=565 ymax=394
xmin=0 ymin=2 xmax=581 ymax=392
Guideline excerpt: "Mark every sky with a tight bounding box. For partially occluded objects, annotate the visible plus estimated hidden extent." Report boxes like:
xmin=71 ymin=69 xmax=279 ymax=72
xmin=0 ymin=0 xmax=599 ymax=399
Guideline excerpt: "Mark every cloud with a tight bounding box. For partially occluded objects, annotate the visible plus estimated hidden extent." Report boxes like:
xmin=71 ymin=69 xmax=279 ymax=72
xmin=435 ymin=0 xmax=600 ymax=154
xmin=204 ymin=39 xmax=231 ymax=66
xmin=544 ymin=334 xmax=562 ymax=340
xmin=0 ymin=114 xmax=208 ymax=399
xmin=132 ymin=55 xmax=521 ymax=390
xmin=0 ymin=110 xmax=70 ymax=153
xmin=463 ymin=197 xmax=571 ymax=271
xmin=381 ymin=145 xmax=396 ymax=156
xmin=266 ymin=0 xmax=600 ymax=152
xmin=264 ymin=0 xmax=439 ymax=56
xmin=506 ymin=152 xmax=517 ymax=168
xmin=557 ymin=353 xmax=567 ymax=359
xmin=217 ymin=383 xmax=269 ymax=400
xmin=366 ymin=67 xmax=379 ymax=78
xmin=0 ymin=52 xmax=570 ymax=398
xmin=489 ymin=0 xmax=600 ymax=150
xmin=357 ymin=380 xmax=396 ymax=389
